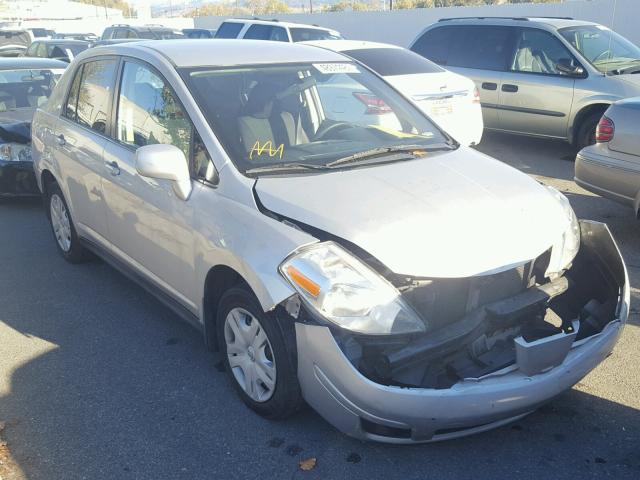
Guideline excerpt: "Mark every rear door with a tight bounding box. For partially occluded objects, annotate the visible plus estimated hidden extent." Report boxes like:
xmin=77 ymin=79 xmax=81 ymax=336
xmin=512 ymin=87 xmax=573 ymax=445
xmin=498 ymin=27 xmax=578 ymax=138
xmin=52 ymin=58 xmax=118 ymax=242
xmin=101 ymin=59 xmax=198 ymax=309
xmin=411 ymin=25 xmax=512 ymax=129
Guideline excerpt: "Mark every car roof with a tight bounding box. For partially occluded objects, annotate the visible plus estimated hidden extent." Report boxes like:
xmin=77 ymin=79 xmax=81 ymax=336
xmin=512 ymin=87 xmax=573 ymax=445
xmin=112 ymin=24 xmax=177 ymax=32
xmin=302 ymin=40 xmax=401 ymax=52
xmin=102 ymin=39 xmax=348 ymax=68
xmin=0 ymin=57 xmax=67 ymax=69
xmin=436 ymin=16 xmax=600 ymax=30
xmin=222 ymin=18 xmax=335 ymax=31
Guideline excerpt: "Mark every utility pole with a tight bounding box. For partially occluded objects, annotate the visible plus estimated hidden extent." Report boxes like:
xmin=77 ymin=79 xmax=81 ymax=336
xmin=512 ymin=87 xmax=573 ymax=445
xmin=310 ymin=0 xmax=313 ymax=13
xmin=103 ymin=0 xmax=108 ymax=19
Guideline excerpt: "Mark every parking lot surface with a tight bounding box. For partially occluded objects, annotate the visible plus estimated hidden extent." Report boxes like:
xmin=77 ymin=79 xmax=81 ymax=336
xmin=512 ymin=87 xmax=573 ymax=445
xmin=1 ymin=132 xmax=639 ymax=480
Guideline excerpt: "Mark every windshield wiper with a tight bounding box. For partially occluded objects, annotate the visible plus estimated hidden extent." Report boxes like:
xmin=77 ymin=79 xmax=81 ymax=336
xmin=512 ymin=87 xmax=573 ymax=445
xmin=325 ymin=143 xmax=455 ymax=168
xmin=245 ymin=162 xmax=332 ymax=175
xmin=610 ymin=60 xmax=640 ymax=75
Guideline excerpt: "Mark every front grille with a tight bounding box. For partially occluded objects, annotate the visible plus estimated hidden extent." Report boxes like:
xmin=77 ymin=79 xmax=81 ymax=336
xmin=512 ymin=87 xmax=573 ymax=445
xmin=402 ymin=262 xmax=534 ymax=331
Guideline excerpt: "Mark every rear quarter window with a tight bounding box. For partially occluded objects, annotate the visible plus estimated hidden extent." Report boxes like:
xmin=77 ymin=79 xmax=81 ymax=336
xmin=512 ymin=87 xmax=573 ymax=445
xmin=344 ymin=47 xmax=445 ymax=76
xmin=215 ymin=22 xmax=244 ymax=39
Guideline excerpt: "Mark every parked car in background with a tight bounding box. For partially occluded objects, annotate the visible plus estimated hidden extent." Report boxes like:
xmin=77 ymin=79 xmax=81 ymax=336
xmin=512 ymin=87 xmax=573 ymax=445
xmin=101 ymin=24 xmax=184 ymax=40
xmin=23 ymin=39 xmax=90 ymax=63
xmin=27 ymin=28 xmax=56 ymax=39
xmin=183 ymin=28 xmax=216 ymax=39
xmin=0 ymin=57 xmax=66 ymax=197
xmin=32 ymin=40 xmax=628 ymax=443
xmin=305 ymin=40 xmax=483 ymax=145
xmin=575 ymin=98 xmax=640 ymax=213
xmin=0 ymin=29 xmax=34 ymax=57
xmin=215 ymin=18 xmax=342 ymax=42
xmin=52 ymin=32 xmax=98 ymax=42
xmin=410 ymin=17 xmax=640 ymax=149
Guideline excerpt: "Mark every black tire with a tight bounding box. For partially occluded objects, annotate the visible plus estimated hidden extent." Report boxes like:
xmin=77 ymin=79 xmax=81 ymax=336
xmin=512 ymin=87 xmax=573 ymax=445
xmin=46 ymin=182 xmax=91 ymax=263
xmin=217 ymin=287 xmax=302 ymax=419
xmin=575 ymin=112 xmax=603 ymax=151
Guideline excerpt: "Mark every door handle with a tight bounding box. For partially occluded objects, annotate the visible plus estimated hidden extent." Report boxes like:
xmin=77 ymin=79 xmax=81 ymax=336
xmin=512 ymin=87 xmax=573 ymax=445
xmin=502 ymin=84 xmax=519 ymax=93
xmin=56 ymin=134 xmax=66 ymax=146
xmin=481 ymin=82 xmax=497 ymax=91
xmin=105 ymin=160 xmax=121 ymax=176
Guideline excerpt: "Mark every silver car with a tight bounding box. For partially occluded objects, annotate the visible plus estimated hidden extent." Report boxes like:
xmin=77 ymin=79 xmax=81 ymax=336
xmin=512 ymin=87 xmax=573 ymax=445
xmin=410 ymin=17 xmax=640 ymax=149
xmin=575 ymin=98 xmax=640 ymax=212
xmin=32 ymin=40 xmax=628 ymax=443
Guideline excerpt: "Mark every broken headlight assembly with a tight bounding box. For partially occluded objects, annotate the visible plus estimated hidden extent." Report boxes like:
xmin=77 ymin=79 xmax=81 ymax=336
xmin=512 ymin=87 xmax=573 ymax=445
xmin=279 ymin=242 xmax=426 ymax=335
xmin=545 ymin=186 xmax=580 ymax=279
xmin=0 ymin=142 xmax=32 ymax=162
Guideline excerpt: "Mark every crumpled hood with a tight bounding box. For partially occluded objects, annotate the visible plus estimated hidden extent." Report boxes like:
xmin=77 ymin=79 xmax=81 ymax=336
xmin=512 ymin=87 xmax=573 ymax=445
xmin=255 ymin=147 xmax=570 ymax=278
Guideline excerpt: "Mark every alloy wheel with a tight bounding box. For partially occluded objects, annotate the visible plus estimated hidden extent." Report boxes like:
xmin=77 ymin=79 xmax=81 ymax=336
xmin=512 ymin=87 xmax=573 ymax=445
xmin=50 ymin=193 xmax=72 ymax=252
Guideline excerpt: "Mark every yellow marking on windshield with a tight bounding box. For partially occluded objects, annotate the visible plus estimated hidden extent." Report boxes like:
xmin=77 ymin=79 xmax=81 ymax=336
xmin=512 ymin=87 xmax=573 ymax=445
xmin=367 ymin=125 xmax=434 ymax=139
xmin=249 ymin=141 xmax=284 ymax=160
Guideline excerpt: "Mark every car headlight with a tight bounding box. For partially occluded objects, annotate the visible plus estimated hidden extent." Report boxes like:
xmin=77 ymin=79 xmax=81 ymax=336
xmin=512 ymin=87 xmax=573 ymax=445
xmin=280 ymin=242 xmax=426 ymax=335
xmin=545 ymin=186 xmax=580 ymax=278
xmin=0 ymin=143 xmax=32 ymax=162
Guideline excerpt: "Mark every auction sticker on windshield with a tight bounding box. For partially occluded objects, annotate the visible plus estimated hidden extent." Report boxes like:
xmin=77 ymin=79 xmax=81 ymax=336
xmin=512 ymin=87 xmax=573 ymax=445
xmin=313 ymin=63 xmax=360 ymax=74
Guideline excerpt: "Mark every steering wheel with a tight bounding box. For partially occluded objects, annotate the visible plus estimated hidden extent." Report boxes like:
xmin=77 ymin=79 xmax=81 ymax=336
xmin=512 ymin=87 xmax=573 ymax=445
xmin=593 ymin=49 xmax=613 ymax=63
xmin=314 ymin=121 xmax=353 ymax=141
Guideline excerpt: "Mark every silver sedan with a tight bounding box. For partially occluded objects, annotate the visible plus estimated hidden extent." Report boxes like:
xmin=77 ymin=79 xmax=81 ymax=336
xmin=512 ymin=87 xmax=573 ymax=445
xmin=575 ymin=98 xmax=640 ymax=214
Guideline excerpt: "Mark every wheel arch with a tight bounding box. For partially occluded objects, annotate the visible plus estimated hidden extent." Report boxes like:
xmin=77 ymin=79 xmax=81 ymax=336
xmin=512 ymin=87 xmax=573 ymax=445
xmin=202 ymin=264 xmax=256 ymax=351
xmin=570 ymin=103 xmax=611 ymax=146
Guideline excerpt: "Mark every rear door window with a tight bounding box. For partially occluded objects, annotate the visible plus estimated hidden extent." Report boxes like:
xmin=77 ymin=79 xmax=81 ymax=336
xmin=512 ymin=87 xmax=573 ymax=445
xmin=75 ymin=59 xmax=118 ymax=134
xmin=448 ymin=26 xmax=514 ymax=71
xmin=344 ymin=47 xmax=444 ymax=76
xmin=215 ymin=22 xmax=244 ymax=39
xmin=64 ymin=65 xmax=83 ymax=122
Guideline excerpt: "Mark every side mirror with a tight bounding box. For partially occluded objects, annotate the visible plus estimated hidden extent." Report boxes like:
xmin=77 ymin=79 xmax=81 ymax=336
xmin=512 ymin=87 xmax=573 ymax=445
xmin=135 ymin=144 xmax=192 ymax=200
xmin=556 ymin=58 xmax=585 ymax=77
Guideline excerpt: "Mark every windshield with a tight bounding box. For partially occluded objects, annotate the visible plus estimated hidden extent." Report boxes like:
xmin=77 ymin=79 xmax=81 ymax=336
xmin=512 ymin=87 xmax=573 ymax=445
xmin=181 ymin=62 xmax=451 ymax=176
xmin=559 ymin=25 xmax=640 ymax=74
xmin=0 ymin=68 xmax=64 ymax=111
xmin=290 ymin=28 xmax=342 ymax=42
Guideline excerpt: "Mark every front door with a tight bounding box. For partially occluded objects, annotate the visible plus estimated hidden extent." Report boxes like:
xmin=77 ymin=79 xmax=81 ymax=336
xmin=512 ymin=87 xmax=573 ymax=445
xmin=497 ymin=28 xmax=578 ymax=138
xmin=101 ymin=59 xmax=197 ymax=310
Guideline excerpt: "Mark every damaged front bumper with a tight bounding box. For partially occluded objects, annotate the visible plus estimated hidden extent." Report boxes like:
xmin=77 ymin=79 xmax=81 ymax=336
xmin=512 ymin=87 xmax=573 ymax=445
xmin=295 ymin=221 xmax=629 ymax=443
xmin=0 ymin=160 xmax=39 ymax=197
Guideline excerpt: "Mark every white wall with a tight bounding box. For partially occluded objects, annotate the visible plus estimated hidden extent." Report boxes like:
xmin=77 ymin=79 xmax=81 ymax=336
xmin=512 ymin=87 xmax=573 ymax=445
xmin=195 ymin=0 xmax=640 ymax=47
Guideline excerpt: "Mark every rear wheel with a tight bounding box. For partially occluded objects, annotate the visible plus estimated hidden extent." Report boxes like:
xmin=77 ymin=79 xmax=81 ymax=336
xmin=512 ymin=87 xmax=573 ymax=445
xmin=217 ymin=287 xmax=302 ymax=419
xmin=46 ymin=182 xmax=90 ymax=263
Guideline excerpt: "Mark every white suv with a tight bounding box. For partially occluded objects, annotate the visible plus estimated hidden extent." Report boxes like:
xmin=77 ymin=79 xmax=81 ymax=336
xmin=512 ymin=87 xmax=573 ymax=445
xmin=214 ymin=18 xmax=342 ymax=42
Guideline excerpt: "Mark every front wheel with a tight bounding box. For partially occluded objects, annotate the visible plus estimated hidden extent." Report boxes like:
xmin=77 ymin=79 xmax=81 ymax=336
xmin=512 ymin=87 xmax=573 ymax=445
xmin=47 ymin=182 xmax=90 ymax=263
xmin=217 ymin=287 xmax=302 ymax=419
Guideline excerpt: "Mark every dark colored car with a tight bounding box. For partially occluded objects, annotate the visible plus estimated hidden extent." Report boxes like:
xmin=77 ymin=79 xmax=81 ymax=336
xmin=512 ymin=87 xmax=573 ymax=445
xmin=101 ymin=24 xmax=184 ymax=41
xmin=0 ymin=57 xmax=66 ymax=197
xmin=182 ymin=28 xmax=217 ymax=39
xmin=28 ymin=28 xmax=56 ymax=38
xmin=52 ymin=33 xmax=99 ymax=42
xmin=23 ymin=39 xmax=90 ymax=63
xmin=0 ymin=29 xmax=33 ymax=57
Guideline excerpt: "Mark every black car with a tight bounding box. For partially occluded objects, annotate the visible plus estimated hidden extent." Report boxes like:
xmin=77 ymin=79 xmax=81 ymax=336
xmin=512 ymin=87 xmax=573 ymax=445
xmin=182 ymin=28 xmax=217 ymax=39
xmin=0 ymin=57 xmax=66 ymax=197
xmin=101 ymin=24 xmax=184 ymax=40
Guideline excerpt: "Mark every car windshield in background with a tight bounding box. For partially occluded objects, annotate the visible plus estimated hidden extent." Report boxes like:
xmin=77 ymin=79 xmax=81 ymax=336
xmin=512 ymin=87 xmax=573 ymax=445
xmin=290 ymin=28 xmax=342 ymax=42
xmin=182 ymin=62 xmax=451 ymax=176
xmin=343 ymin=48 xmax=445 ymax=76
xmin=559 ymin=25 xmax=640 ymax=74
xmin=0 ymin=68 xmax=64 ymax=111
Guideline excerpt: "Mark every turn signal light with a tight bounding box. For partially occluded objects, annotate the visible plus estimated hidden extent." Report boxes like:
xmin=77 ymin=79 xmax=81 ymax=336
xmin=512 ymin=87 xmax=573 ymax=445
xmin=285 ymin=265 xmax=321 ymax=298
xmin=595 ymin=116 xmax=614 ymax=143
xmin=472 ymin=86 xmax=481 ymax=104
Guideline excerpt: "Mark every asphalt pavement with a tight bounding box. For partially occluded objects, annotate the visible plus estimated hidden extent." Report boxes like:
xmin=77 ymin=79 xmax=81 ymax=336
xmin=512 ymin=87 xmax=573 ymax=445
xmin=0 ymin=131 xmax=639 ymax=479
